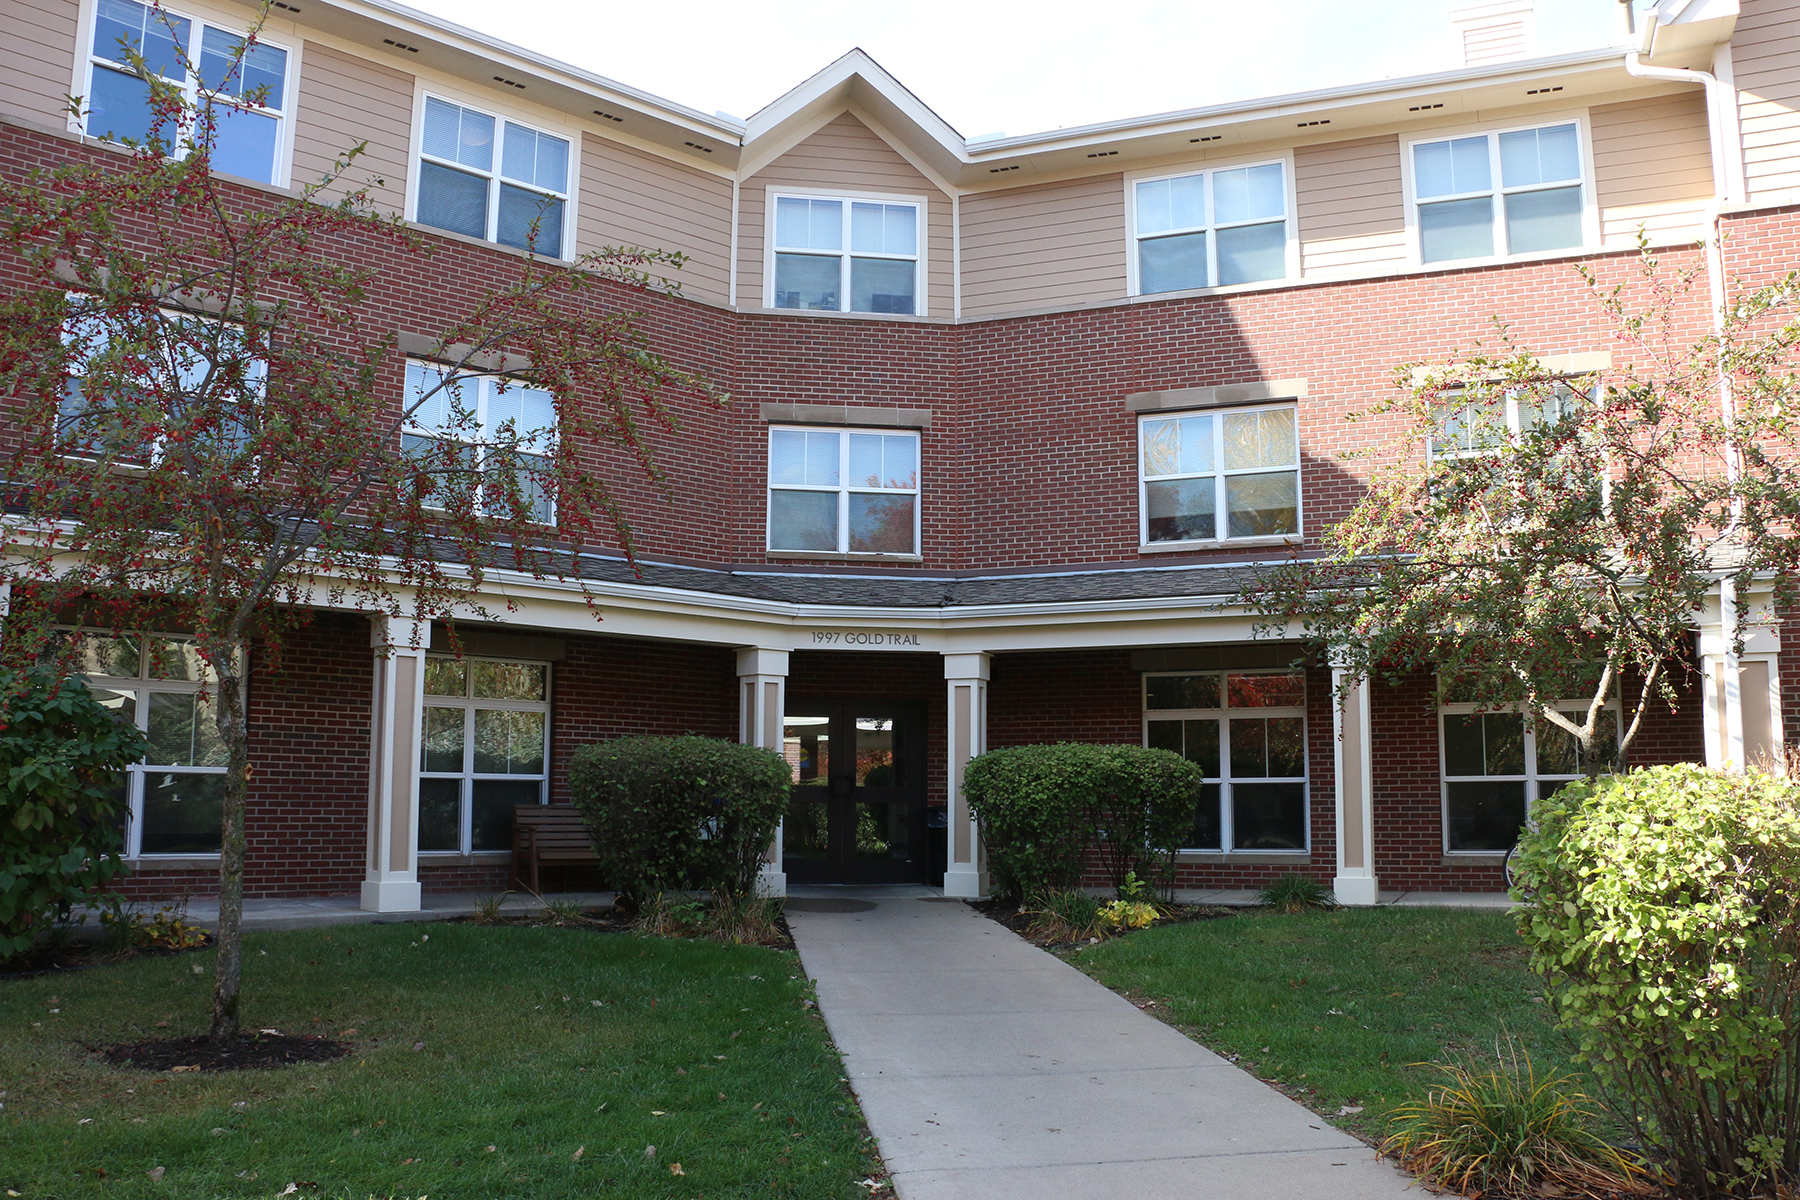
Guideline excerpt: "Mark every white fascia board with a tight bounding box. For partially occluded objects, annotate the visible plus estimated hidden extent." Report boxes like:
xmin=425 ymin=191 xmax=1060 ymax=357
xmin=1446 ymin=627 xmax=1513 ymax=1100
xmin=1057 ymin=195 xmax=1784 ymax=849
xmin=299 ymin=0 xmax=745 ymax=143
xmin=964 ymin=48 xmax=1643 ymax=161
xmin=745 ymin=48 xmax=962 ymax=149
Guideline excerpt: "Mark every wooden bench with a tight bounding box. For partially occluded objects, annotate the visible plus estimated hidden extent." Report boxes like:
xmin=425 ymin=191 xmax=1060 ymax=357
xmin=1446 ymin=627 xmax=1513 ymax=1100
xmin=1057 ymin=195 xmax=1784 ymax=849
xmin=509 ymin=804 xmax=601 ymax=893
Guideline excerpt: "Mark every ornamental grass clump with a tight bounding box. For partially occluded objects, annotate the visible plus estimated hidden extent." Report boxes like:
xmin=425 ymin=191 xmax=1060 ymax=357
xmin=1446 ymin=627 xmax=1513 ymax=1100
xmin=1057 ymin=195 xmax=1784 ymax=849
xmin=1512 ymin=764 xmax=1800 ymax=1199
xmin=1257 ymin=873 xmax=1338 ymax=914
xmin=1381 ymin=1039 xmax=1642 ymax=1199
xmin=1025 ymin=888 xmax=1110 ymax=942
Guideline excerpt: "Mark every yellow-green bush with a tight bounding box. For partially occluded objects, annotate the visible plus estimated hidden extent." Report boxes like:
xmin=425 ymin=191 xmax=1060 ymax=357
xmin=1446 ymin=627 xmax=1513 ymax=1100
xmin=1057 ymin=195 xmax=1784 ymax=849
xmin=1512 ymin=763 xmax=1800 ymax=1198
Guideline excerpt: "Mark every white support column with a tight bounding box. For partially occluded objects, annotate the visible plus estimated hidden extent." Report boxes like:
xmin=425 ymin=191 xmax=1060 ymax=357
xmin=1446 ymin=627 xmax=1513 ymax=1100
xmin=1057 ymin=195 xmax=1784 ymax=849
xmin=1703 ymin=578 xmax=1784 ymax=771
xmin=737 ymin=647 xmax=789 ymax=898
xmin=943 ymin=652 xmax=990 ymax=899
xmin=1331 ymin=662 xmax=1379 ymax=907
xmin=362 ymin=614 xmax=428 ymax=913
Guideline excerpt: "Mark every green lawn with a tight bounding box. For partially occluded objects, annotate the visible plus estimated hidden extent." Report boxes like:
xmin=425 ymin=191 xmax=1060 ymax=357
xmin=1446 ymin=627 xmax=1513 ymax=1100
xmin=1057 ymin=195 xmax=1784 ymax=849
xmin=1070 ymin=906 xmax=1598 ymax=1140
xmin=0 ymin=921 xmax=885 ymax=1199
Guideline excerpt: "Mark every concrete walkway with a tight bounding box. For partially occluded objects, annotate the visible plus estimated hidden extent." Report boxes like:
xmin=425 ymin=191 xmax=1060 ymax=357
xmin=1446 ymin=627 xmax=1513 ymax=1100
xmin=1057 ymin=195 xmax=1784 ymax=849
xmin=95 ymin=891 xmax=616 ymax=932
xmin=786 ymin=886 xmax=1415 ymax=1200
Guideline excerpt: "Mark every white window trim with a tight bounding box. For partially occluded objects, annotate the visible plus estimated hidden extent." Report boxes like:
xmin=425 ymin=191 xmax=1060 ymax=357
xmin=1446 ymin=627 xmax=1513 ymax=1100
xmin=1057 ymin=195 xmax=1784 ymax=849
xmin=1438 ymin=696 xmax=1622 ymax=856
xmin=1123 ymin=153 xmax=1299 ymax=298
xmin=405 ymin=88 xmax=580 ymax=261
xmin=1136 ymin=401 xmax=1303 ymax=551
xmin=1142 ymin=670 xmax=1310 ymax=855
xmin=73 ymin=0 xmax=298 ymax=188
xmin=401 ymin=360 xmax=559 ymax=525
xmin=1401 ymin=112 xmax=1601 ymax=269
xmin=418 ymin=655 xmax=552 ymax=858
xmin=761 ymin=187 xmax=929 ymax=317
xmin=764 ymin=424 xmax=922 ymax=558
xmin=71 ymin=627 xmax=243 ymax=861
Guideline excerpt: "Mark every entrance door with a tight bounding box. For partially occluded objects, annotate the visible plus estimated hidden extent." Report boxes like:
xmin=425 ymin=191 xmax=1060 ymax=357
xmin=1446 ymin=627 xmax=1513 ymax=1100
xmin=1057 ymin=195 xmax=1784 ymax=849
xmin=782 ymin=701 xmax=926 ymax=884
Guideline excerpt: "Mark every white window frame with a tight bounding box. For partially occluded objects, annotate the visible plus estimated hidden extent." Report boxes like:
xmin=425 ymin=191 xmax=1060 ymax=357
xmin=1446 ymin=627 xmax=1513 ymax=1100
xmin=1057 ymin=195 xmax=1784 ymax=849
xmin=60 ymin=298 xmax=266 ymax=467
xmin=1124 ymin=154 xmax=1298 ymax=297
xmin=1142 ymin=669 xmax=1310 ymax=855
xmin=1137 ymin=402 xmax=1303 ymax=550
xmin=76 ymin=0 xmax=296 ymax=187
xmin=765 ymin=424 xmax=922 ymax=558
xmin=1401 ymin=114 xmax=1600 ymax=268
xmin=418 ymin=655 xmax=552 ymax=858
xmin=1426 ymin=380 xmax=1588 ymax=462
xmin=401 ymin=360 xmax=558 ymax=525
xmin=71 ymin=628 xmax=242 ymax=861
xmin=762 ymin=187 xmax=928 ymax=316
xmin=1438 ymin=696 xmax=1622 ymax=856
xmin=407 ymin=89 xmax=577 ymax=259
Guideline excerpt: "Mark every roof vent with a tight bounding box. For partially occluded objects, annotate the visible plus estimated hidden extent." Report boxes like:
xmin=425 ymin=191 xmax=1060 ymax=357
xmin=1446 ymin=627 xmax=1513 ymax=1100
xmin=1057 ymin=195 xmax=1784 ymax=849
xmin=382 ymin=37 xmax=420 ymax=53
xmin=493 ymin=75 xmax=526 ymax=90
xmin=1190 ymin=134 xmax=1222 ymax=143
xmin=988 ymin=164 xmax=1021 ymax=173
xmin=684 ymin=141 xmax=714 ymax=154
xmin=1409 ymin=102 xmax=1445 ymax=112
xmin=1295 ymin=119 xmax=1331 ymax=128
xmin=1525 ymin=84 xmax=1563 ymax=96
xmin=593 ymin=110 xmax=624 ymax=123
xmin=1450 ymin=0 xmax=1535 ymax=67
xmin=271 ymin=1 xmax=300 ymax=11
xmin=1085 ymin=149 xmax=1118 ymax=159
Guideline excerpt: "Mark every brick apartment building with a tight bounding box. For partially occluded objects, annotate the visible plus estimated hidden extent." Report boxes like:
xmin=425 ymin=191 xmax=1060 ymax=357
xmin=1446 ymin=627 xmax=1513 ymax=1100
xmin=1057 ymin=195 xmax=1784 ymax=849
xmin=2 ymin=0 xmax=1792 ymax=909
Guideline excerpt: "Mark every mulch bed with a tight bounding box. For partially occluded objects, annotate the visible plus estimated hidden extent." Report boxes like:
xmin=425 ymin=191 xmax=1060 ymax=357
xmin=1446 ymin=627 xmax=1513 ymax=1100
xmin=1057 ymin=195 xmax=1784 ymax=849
xmin=969 ymin=896 xmax=1239 ymax=948
xmin=2 ymin=933 xmax=213 ymax=980
xmin=97 ymin=1033 xmax=350 ymax=1072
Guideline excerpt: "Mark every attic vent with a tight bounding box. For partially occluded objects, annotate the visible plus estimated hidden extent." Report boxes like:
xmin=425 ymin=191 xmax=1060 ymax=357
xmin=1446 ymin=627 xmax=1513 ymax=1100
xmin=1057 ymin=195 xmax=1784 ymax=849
xmin=382 ymin=37 xmax=419 ymax=52
xmin=271 ymin=2 xmax=300 ymax=11
xmin=1409 ymin=102 xmax=1445 ymax=112
xmin=1190 ymin=135 xmax=1222 ymax=143
xmin=1295 ymin=118 xmax=1331 ymax=128
xmin=684 ymin=141 xmax=714 ymax=153
xmin=1085 ymin=150 xmax=1118 ymax=159
xmin=493 ymin=75 xmax=526 ymax=89
xmin=1525 ymin=85 xmax=1564 ymax=96
xmin=593 ymin=110 xmax=624 ymax=123
xmin=989 ymin=164 xmax=1020 ymax=173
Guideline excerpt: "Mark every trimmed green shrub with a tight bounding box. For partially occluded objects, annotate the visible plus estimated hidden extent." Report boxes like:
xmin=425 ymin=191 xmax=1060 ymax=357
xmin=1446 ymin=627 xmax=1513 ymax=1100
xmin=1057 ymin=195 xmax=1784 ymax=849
xmin=962 ymin=742 xmax=1201 ymax=901
xmin=567 ymin=735 xmax=790 ymax=904
xmin=1513 ymin=764 xmax=1800 ymax=1198
xmin=0 ymin=667 xmax=146 ymax=960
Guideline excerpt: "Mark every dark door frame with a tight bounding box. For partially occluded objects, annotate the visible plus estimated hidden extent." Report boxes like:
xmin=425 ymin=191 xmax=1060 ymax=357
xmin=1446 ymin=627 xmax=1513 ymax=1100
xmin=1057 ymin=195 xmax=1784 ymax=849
xmin=783 ymin=698 xmax=928 ymax=885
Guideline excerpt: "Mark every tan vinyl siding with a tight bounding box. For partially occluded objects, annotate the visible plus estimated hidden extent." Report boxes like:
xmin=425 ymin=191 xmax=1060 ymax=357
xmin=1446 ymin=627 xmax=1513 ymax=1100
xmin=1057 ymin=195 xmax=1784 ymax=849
xmin=740 ymin=112 xmax=952 ymax=316
xmin=2 ymin=0 xmax=80 ymax=127
xmin=1294 ymin=135 xmax=1408 ymax=279
xmin=959 ymin=175 xmax=1127 ymax=316
xmin=577 ymin=135 xmax=732 ymax=305
xmin=1591 ymin=91 xmax=1714 ymax=248
xmin=1734 ymin=0 xmax=1800 ymax=202
xmin=291 ymin=42 xmax=411 ymax=215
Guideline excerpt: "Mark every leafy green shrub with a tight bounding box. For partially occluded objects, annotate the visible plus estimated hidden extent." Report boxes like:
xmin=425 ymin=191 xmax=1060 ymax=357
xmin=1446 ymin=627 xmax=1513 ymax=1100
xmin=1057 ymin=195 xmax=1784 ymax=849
xmin=1381 ymin=1038 xmax=1639 ymax=1197
xmin=1513 ymin=764 xmax=1800 ymax=1198
xmin=1257 ymin=873 xmax=1337 ymax=914
xmin=963 ymin=742 xmax=1201 ymax=901
xmin=567 ymin=735 xmax=790 ymax=904
xmin=0 ymin=667 xmax=146 ymax=960
xmin=1099 ymin=898 xmax=1158 ymax=931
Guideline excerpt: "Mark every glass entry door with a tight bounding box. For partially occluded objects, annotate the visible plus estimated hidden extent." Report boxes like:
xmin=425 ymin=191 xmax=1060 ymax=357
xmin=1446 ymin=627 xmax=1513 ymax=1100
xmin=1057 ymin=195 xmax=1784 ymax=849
xmin=782 ymin=700 xmax=926 ymax=884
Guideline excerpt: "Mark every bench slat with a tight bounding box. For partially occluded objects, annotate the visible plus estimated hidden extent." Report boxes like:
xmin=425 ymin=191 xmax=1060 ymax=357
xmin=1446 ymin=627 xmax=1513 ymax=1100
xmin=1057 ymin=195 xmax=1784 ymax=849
xmin=509 ymin=804 xmax=601 ymax=892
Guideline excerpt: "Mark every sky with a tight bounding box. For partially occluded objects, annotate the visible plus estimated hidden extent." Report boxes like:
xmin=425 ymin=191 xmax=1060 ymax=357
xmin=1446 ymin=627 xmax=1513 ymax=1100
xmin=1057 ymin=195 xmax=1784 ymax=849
xmin=405 ymin=0 xmax=1656 ymax=138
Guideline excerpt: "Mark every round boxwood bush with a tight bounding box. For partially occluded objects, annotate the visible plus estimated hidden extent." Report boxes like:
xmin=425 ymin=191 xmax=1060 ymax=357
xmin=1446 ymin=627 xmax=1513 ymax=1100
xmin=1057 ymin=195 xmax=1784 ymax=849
xmin=1512 ymin=763 xmax=1800 ymax=1198
xmin=0 ymin=666 xmax=146 ymax=960
xmin=963 ymin=742 xmax=1201 ymax=901
xmin=567 ymin=735 xmax=790 ymax=904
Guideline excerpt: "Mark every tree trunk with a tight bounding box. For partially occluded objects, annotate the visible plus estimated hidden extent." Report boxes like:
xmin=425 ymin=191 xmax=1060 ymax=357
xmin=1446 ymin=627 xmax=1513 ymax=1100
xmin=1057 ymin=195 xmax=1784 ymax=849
xmin=210 ymin=660 xmax=249 ymax=1041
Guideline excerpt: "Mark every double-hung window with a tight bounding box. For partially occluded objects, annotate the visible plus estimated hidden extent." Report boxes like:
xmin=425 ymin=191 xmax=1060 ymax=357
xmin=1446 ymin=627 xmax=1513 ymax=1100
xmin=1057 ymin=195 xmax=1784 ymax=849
xmin=1132 ymin=161 xmax=1290 ymax=294
xmin=84 ymin=0 xmax=291 ymax=184
xmin=419 ymin=657 xmax=550 ymax=856
xmin=60 ymin=302 xmax=265 ymax=465
xmin=74 ymin=631 xmax=234 ymax=857
xmin=1411 ymin=122 xmax=1588 ymax=264
xmin=772 ymin=194 xmax=921 ymax=314
xmin=416 ymin=96 xmax=571 ymax=257
xmin=1440 ymin=698 xmax=1618 ymax=852
xmin=1139 ymin=404 xmax=1299 ymax=545
xmin=402 ymin=361 xmax=556 ymax=523
xmin=767 ymin=426 xmax=919 ymax=555
xmin=1428 ymin=382 xmax=1582 ymax=460
xmin=1144 ymin=671 xmax=1308 ymax=852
